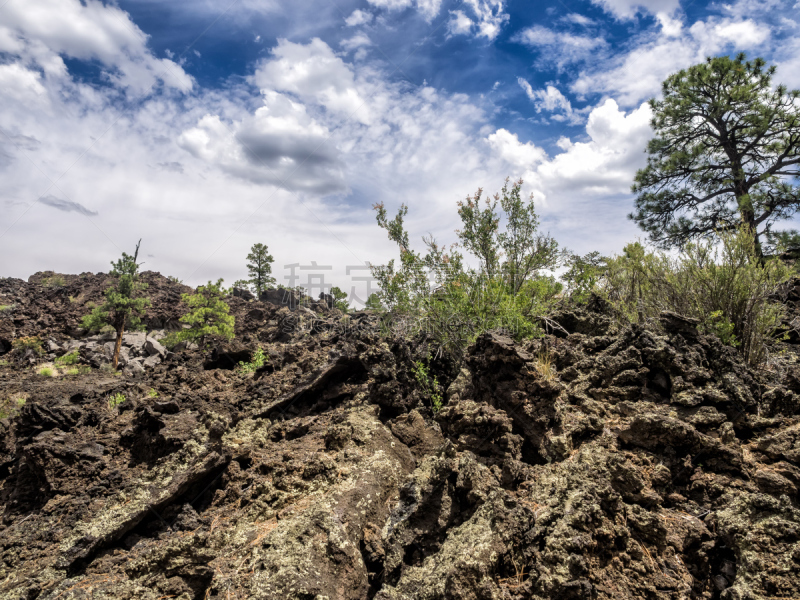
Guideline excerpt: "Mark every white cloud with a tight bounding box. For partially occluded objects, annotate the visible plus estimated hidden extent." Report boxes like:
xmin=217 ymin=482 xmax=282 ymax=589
xmin=463 ymin=0 xmax=510 ymax=40
xmin=561 ymin=13 xmax=596 ymax=26
xmin=177 ymin=92 xmax=345 ymax=194
xmin=483 ymin=100 xmax=652 ymax=247
xmin=518 ymin=78 xmax=584 ymax=124
xmin=0 ymin=64 xmax=48 ymax=103
xmin=253 ymin=38 xmax=366 ymax=121
xmin=590 ymin=0 xmax=680 ymax=20
xmin=513 ymin=24 xmax=607 ymax=69
xmin=572 ymin=17 xmax=772 ymax=105
xmin=487 ymin=129 xmax=547 ymax=169
xmin=366 ymin=0 xmax=442 ymax=21
xmin=341 ymin=33 xmax=373 ymax=52
xmin=0 ymin=0 xmax=192 ymax=94
xmin=448 ymin=10 xmax=474 ymax=36
xmin=345 ymin=9 xmax=374 ymax=26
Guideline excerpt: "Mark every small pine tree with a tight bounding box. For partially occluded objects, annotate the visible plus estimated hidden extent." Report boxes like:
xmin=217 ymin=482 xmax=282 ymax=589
xmin=246 ymin=243 xmax=276 ymax=296
xmin=330 ymin=286 xmax=349 ymax=312
xmin=166 ymin=279 xmax=235 ymax=347
xmin=82 ymin=240 xmax=149 ymax=368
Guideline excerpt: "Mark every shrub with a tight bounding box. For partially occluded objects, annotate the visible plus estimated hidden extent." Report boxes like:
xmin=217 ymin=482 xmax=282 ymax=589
xmin=163 ymin=279 xmax=235 ymax=348
xmin=108 ymin=393 xmax=126 ymax=409
xmin=38 ymin=367 xmax=54 ymax=377
xmin=0 ymin=304 xmax=15 ymax=312
xmin=600 ymin=227 xmax=791 ymax=365
xmin=147 ymin=388 xmax=158 ymax=398
xmin=0 ymin=397 xmax=25 ymax=419
xmin=412 ymin=357 xmax=443 ymax=413
xmin=12 ymin=336 xmax=43 ymax=355
xmin=55 ymin=351 xmax=80 ymax=366
xmin=66 ymin=366 xmax=90 ymax=376
xmin=371 ymin=179 xmax=564 ymax=359
xmin=41 ymin=274 xmax=65 ymax=287
xmin=238 ymin=347 xmax=267 ymax=374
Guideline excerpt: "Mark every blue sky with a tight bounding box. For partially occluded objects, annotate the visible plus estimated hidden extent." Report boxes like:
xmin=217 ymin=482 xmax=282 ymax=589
xmin=1 ymin=0 xmax=799 ymax=299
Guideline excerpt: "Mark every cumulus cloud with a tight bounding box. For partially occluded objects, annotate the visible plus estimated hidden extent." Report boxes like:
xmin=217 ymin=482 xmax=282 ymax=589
xmin=178 ymin=92 xmax=345 ymax=195
xmin=0 ymin=0 xmax=192 ymax=94
xmin=518 ymin=78 xmax=584 ymax=124
xmin=513 ymin=24 xmax=607 ymax=69
xmin=572 ymin=17 xmax=772 ymax=105
xmin=447 ymin=0 xmax=509 ymax=40
xmin=485 ymin=100 xmax=653 ymax=248
xmin=345 ymin=9 xmax=374 ymax=26
xmin=39 ymin=195 xmax=98 ymax=216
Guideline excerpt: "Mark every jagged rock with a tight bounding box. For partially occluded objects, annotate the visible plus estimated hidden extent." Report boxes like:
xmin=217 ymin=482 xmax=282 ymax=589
xmin=1 ymin=277 xmax=800 ymax=599
xmin=144 ymin=337 xmax=166 ymax=358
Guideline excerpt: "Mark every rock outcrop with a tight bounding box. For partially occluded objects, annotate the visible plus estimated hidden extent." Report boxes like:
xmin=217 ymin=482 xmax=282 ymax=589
xmin=0 ymin=273 xmax=799 ymax=599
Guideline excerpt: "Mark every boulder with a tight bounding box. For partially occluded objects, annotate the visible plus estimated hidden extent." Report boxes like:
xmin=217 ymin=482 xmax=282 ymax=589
xmin=144 ymin=337 xmax=166 ymax=358
xmin=122 ymin=332 xmax=146 ymax=350
xmin=143 ymin=354 xmax=161 ymax=369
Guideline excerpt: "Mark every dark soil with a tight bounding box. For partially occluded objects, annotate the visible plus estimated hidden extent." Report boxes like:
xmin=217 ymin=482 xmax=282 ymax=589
xmin=1 ymin=272 xmax=799 ymax=599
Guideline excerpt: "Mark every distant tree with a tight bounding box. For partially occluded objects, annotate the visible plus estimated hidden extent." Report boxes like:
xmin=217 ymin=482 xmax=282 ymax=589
xmin=365 ymin=293 xmax=384 ymax=311
xmin=82 ymin=240 xmax=150 ymax=369
xmin=246 ymin=243 xmax=276 ymax=296
xmin=631 ymin=53 xmax=800 ymax=257
xmin=330 ymin=286 xmax=349 ymax=312
xmin=165 ymin=279 xmax=235 ymax=347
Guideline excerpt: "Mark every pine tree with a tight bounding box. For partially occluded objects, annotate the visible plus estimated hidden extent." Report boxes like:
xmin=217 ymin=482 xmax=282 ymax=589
xmin=246 ymin=243 xmax=276 ymax=296
xmin=631 ymin=54 xmax=800 ymax=256
xmin=165 ymin=279 xmax=235 ymax=347
xmin=82 ymin=240 xmax=149 ymax=368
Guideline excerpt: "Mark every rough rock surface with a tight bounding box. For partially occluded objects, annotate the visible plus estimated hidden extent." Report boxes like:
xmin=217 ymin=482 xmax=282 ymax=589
xmin=1 ymin=274 xmax=799 ymax=599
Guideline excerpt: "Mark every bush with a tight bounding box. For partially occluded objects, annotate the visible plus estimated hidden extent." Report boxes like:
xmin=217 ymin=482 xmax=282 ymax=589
xmin=0 ymin=397 xmax=25 ymax=419
xmin=371 ymin=179 xmax=564 ymax=359
xmin=38 ymin=367 xmax=54 ymax=377
xmin=41 ymin=274 xmax=65 ymax=287
xmin=12 ymin=336 xmax=43 ymax=355
xmin=147 ymin=388 xmax=158 ymax=398
xmin=55 ymin=351 xmax=80 ymax=366
xmin=108 ymin=393 xmax=126 ymax=409
xmin=163 ymin=279 xmax=235 ymax=347
xmin=238 ymin=347 xmax=267 ymax=374
xmin=412 ymin=357 xmax=443 ymax=413
xmin=600 ymin=228 xmax=791 ymax=365
xmin=0 ymin=304 xmax=15 ymax=312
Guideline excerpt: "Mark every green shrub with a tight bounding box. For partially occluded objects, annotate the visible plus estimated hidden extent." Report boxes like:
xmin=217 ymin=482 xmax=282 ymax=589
xmin=163 ymin=279 xmax=235 ymax=348
xmin=108 ymin=392 xmax=126 ymax=409
xmin=41 ymin=274 xmax=65 ymax=287
xmin=370 ymin=179 xmax=564 ymax=359
xmin=147 ymin=388 xmax=158 ymax=398
xmin=55 ymin=351 xmax=80 ymax=366
xmin=600 ymin=227 xmax=791 ymax=365
xmin=12 ymin=336 xmax=43 ymax=355
xmin=0 ymin=304 xmax=15 ymax=312
xmin=0 ymin=397 xmax=25 ymax=419
xmin=238 ymin=347 xmax=267 ymax=374
xmin=412 ymin=357 xmax=443 ymax=413
xmin=66 ymin=366 xmax=90 ymax=376
xmin=38 ymin=367 xmax=54 ymax=377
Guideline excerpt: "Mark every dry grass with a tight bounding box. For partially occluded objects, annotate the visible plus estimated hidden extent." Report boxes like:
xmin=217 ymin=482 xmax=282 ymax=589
xmin=534 ymin=351 xmax=555 ymax=381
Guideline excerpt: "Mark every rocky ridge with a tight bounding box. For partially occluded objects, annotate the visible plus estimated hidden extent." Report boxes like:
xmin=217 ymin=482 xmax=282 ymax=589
xmin=0 ymin=272 xmax=799 ymax=599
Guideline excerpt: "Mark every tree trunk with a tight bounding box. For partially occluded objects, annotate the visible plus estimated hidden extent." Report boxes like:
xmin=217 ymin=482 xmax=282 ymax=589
xmin=113 ymin=316 xmax=126 ymax=369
